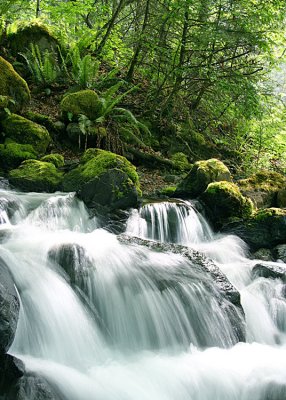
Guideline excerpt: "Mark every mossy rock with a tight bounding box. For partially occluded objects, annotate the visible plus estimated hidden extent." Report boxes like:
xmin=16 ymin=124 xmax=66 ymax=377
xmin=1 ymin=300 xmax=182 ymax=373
xmin=40 ymin=154 xmax=64 ymax=168
xmin=238 ymin=170 xmax=286 ymax=209
xmin=62 ymin=149 xmax=141 ymax=210
xmin=277 ymin=188 xmax=286 ymax=208
xmin=160 ymin=186 xmax=177 ymax=196
xmin=60 ymin=90 xmax=102 ymax=121
xmin=1 ymin=114 xmax=51 ymax=154
xmin=200 ymin=181 xmax=254 ymax=228
xmin=8 ymin=160 xmax=63 ymax=192
xmin=0 ymin=57 xmax=30 ymax=112
xmin=0 ymin=142 xmax=37 ymax=170
xmin=176 ymin=158 xmax=232 ymax=198
xmin=224 ymin=208 xmax=286 ymax=250
xmin=8 ymin=22 xmax=60 ymax=57
xmin=171 ymin=152 xmax=191 ymax=171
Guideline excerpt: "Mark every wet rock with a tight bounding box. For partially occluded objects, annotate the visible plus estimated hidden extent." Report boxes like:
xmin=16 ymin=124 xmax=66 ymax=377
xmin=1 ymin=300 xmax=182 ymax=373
xmin=273 ymin=244 xmax=286 ymax=263
xmin=118 ymin=234 xmax=242 ymax=308
xmin=0 ymin=228 xmax=12 ymax=243
xmin=48 ymin=242 xmax=93 ymax=285
xmin=0 ymin=258 xmax=20 ymax=354
xmin=260 ymin=382 xmax=286 ymax=400
xmin=0 ymin=354 xmax=25 ymax=396
xmin=13 ymin=374 xmax=60 ymax=400
xmin=252 ymin=262 xmax=286 ymax=281
xmin=250 ymin=248 xmax=274 ymax=262
xmin=224 ymin=208 xmax=286 ymax=251
xmin=0 ymin=192 xmax=21 ymax=220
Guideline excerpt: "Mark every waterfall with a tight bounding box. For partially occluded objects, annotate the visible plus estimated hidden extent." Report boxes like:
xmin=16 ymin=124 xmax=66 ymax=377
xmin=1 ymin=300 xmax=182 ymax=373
xmin=1 ymin=188 xmax=286 ymax=399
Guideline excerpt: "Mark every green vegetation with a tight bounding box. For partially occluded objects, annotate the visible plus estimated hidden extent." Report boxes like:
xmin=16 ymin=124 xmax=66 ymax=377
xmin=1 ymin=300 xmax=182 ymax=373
xmin=0 ymin=56 xmax=30 ymax=112
xmin=1 ymin=114 xmax=51 ymax=154
xmin=0 ymin=141 xmax=37 ymax=170
xmin=176 ymin=158 xmax=232 ymax=198
xmin=200 ymin=181 xmax=254 ymax=227
xmin=40 ymin=153 xmax=64 ymax=168
xmin=62 ymin=148 xmax=141 ymax=195
xmin=9 ymin=159 xmax=63 ymax=192
xmin=0 ymin=0 xmax=285 ymax=192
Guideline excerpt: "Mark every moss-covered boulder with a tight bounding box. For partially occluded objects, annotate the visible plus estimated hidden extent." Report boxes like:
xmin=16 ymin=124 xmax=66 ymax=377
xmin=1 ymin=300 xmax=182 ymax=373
xmin=9 ymin=160 xmax=63 ymax=192
xmin=224 ymin=208 xmax=286 ymax=250
xmin=62 ymin=149 xmax=141 ymax=210
xmin=238 ymin=170 xmax=286 ymax=209
xmin=1 ymin=114 xmax=51 ymax=154
xmin=176 ymin=158 xmax=232 ymax=198
xmin=8 ymin=23 xmax=60 ymax=57
xmin=40 ymin=154 xmax=64 ymax=168
xmin=200 ymin=181 xmax=254 ymax=228
xmin=0 ymin=57 xmax=30 ymax=112
xmin=60 ymin=90 xmax=102 ymax=121
xmin=0 ymin=142 xmax=37 ymax=170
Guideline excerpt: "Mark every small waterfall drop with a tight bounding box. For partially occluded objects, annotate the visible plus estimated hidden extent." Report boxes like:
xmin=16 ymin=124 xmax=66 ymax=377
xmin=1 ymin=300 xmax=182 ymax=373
xmin=1 ymin=189 xmax=286 ymax=399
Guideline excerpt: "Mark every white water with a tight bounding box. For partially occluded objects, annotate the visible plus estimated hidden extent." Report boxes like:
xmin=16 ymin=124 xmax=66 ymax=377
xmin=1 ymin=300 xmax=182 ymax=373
xmin=1 ymin=189 xmax=286 ymax=399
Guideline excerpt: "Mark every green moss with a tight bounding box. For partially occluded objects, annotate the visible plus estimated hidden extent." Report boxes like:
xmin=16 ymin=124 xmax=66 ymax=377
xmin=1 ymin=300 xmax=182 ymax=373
xmin=201 ymin=181 xmax=254 ymax=226
xmin=62 ymin=149 xmax=141 ymax=196
xmin=176 ymin=158 xmax=232 ymax=197
xmin=1 ymin=114 xmax=51 ymax=154
xmin=238 ymin=170 xmax=286 ymax=192
xmin=9 ymin=160 xmax=63 ymax=192
xmin=0 ymin=57 xmax=30 ymax=112
xmin=171 ymin=152 xmax=191 ymax=171
xmin=0 ymin=142 xmax=37 ymax=170
xmin=40 ymin=154 xmax=64 ymax=168
xmin=60 ymin=90 xmax=102 ymax=121
xmin=160 ymin=186 xmax=177 ymax=196
xmin=252 ymin=207 xmax=286 ymax=221
xmin=8 ymin=22 xmax=59 ymax=56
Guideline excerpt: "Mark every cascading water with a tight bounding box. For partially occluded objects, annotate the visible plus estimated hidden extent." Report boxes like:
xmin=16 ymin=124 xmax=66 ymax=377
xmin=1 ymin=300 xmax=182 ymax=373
xmin=1 ymin=187 xmax=286 ymax=399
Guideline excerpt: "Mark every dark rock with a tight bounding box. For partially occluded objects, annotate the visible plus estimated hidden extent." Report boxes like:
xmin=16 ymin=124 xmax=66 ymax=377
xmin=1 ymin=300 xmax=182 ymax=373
xmin=13 ymin=374 xmax=61 ymax=400
xmin=0 ymin=354 xmax=25 ymax=396
xmin=0 ymin=258 xmax=20 ymax=354
xmin=118 ymin=234 xmax=245 ymax=343
xmin=0 ymin=228 xmax=12 ymax=243
xmin=277 ymin=188 xmax=286 ymax=208
xmin=273 ymin=244 xmax=286 ymax=263
xmin=252 ymin=262 xmax=286 ymax=281
xmin=48 ymin=243 xmax=93 ymax=286
xmin=250 ymin=248 xmax=274 ymax=262
xmin=77 ymin=169 xmax=139 ymax=211
xmin=118 ymin=234 xmax=242 ymax=308
xmin=224 ymin=208 xmax=286 ymax=251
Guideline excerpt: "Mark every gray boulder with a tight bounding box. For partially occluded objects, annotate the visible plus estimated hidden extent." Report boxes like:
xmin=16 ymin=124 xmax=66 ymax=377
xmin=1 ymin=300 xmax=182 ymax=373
xmin=0 ymin=258 xmax=20 ymax=354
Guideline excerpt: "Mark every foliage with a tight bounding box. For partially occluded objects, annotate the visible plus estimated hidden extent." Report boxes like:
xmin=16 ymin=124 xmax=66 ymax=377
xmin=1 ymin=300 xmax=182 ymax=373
xmin=1 ymin=0 xmax=286 ymax=173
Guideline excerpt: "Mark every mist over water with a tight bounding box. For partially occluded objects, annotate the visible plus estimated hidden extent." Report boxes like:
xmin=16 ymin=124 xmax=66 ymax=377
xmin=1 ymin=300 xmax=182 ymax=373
xmin=1 ymin=188 xmax=286 ymax=399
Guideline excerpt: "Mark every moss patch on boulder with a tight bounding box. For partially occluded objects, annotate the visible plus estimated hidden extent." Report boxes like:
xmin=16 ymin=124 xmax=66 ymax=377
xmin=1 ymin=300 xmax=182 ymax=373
xmin=60 ymin=90 xmax=102 ymax=121
xmin=200 ymin=181 xmax=254 ymax=228
xmin=224 ymin=207 xmax=286 ymax=250
xmin=40 ymin=154 xmax=64 ymax=168
xmin=176 ymin=158 xmax=232 ymax=198
xmin=238 ymin=170 xmax=286 ymax=209
xmin=0 ymin=142 xmax=37 ymax=170
xmin=1 ymin=114 xmax=51 ymax=154
xmin=0 ymin=57 xmax=30 ymax=112
xmin=9 ymin=160 xmax=63 ymax=192
xmin=8 ymin=22 xmax=60 ymax=57
xmin=62 ymin=149 xmax=141 ymax=210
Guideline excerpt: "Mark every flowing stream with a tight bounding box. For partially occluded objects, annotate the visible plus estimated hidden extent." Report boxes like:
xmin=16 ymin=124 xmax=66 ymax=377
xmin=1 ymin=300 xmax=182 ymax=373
xmin=1 ymin=187 xmax=286 ymax=399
